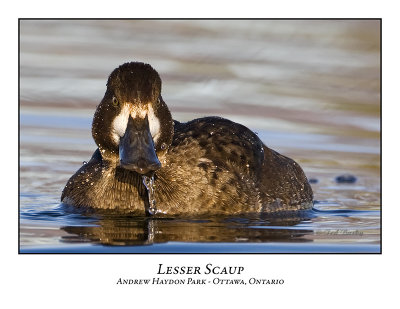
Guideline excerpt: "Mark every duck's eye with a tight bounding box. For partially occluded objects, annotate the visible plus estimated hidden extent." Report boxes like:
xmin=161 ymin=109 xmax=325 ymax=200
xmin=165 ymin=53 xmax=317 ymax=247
xmin=112 ymin=96 xmax=119 ymax=107
xmin=161 ymin=143 xmax=167 ymax=150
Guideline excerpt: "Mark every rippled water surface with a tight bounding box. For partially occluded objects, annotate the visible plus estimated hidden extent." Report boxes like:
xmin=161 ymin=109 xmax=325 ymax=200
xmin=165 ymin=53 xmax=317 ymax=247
xmin=19 ymin=20 xmax=380 ymax=253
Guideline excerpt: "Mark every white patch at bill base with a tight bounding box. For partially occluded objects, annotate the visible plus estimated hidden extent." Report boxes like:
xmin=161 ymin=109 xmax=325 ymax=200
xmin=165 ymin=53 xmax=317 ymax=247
xmin=111 ymin=105 xmax=130 ymax=144
xmin=110 ymin=103 xmax=161 ymax=145
xmin=147 ymin=104 xmax=161 ymax=143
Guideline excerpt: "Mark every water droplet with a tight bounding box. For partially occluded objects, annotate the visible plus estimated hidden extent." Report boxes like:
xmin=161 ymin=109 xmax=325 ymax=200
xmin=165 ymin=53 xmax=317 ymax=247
xmin=80 ymin=170 xmax=85 ymax=174
xmin=143 ymin=175 xmax=157 ymax=215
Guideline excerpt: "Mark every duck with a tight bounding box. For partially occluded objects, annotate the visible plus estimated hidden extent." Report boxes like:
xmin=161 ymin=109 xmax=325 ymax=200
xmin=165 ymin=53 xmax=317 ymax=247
xmin=61 ymin=61 xmax=313 ymax=216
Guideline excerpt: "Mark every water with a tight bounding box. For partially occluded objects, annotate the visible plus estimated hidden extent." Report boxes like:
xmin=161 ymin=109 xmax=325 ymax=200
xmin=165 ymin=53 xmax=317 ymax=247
xmin=19 ymin=20 xmax=380 ymax=253
xmin=143 ymin=175 xmax=158 ymax=215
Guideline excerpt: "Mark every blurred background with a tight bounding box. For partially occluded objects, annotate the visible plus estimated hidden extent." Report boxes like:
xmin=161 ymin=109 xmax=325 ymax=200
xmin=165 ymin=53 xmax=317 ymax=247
xmin=19 ymin=20 xmax=380 ymax=251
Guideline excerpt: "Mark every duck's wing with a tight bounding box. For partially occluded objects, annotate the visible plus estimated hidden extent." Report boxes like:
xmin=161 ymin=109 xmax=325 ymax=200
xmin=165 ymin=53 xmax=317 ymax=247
xmin=172 ymin=116 xmax=265 ymax=179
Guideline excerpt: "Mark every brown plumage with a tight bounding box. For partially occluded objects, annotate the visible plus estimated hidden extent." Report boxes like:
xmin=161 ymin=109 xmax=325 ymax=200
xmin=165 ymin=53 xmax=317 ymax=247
xmin=61 ymin=62 xmax=313 ymax=216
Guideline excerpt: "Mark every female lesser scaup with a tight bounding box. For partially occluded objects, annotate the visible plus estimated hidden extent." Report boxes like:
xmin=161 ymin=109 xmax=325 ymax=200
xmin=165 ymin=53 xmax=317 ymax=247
xmin=61 ymin=62 xmax=313 ymax=215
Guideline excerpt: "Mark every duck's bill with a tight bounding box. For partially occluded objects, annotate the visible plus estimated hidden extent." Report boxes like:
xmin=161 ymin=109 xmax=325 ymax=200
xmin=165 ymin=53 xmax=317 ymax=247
xmin=119 ymin=115 xmax=161 ymax=174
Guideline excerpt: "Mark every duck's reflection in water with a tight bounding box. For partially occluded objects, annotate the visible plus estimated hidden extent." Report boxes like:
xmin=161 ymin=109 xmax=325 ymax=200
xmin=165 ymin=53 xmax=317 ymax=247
xmin=60 ymin=212 xmax=314 ymax=246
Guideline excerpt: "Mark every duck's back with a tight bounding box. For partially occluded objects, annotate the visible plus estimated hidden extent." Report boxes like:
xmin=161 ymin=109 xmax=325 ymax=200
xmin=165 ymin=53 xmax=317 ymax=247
xmin=153 ymin=117 xmax=313 ymax=215
xmin=173 ymin=117 xmax=265 ymax=177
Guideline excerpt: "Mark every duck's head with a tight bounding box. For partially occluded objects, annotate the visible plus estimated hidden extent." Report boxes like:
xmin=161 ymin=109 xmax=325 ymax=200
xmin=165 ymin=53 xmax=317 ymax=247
xmin=92 ymin=62 xmax=174 ymax=174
